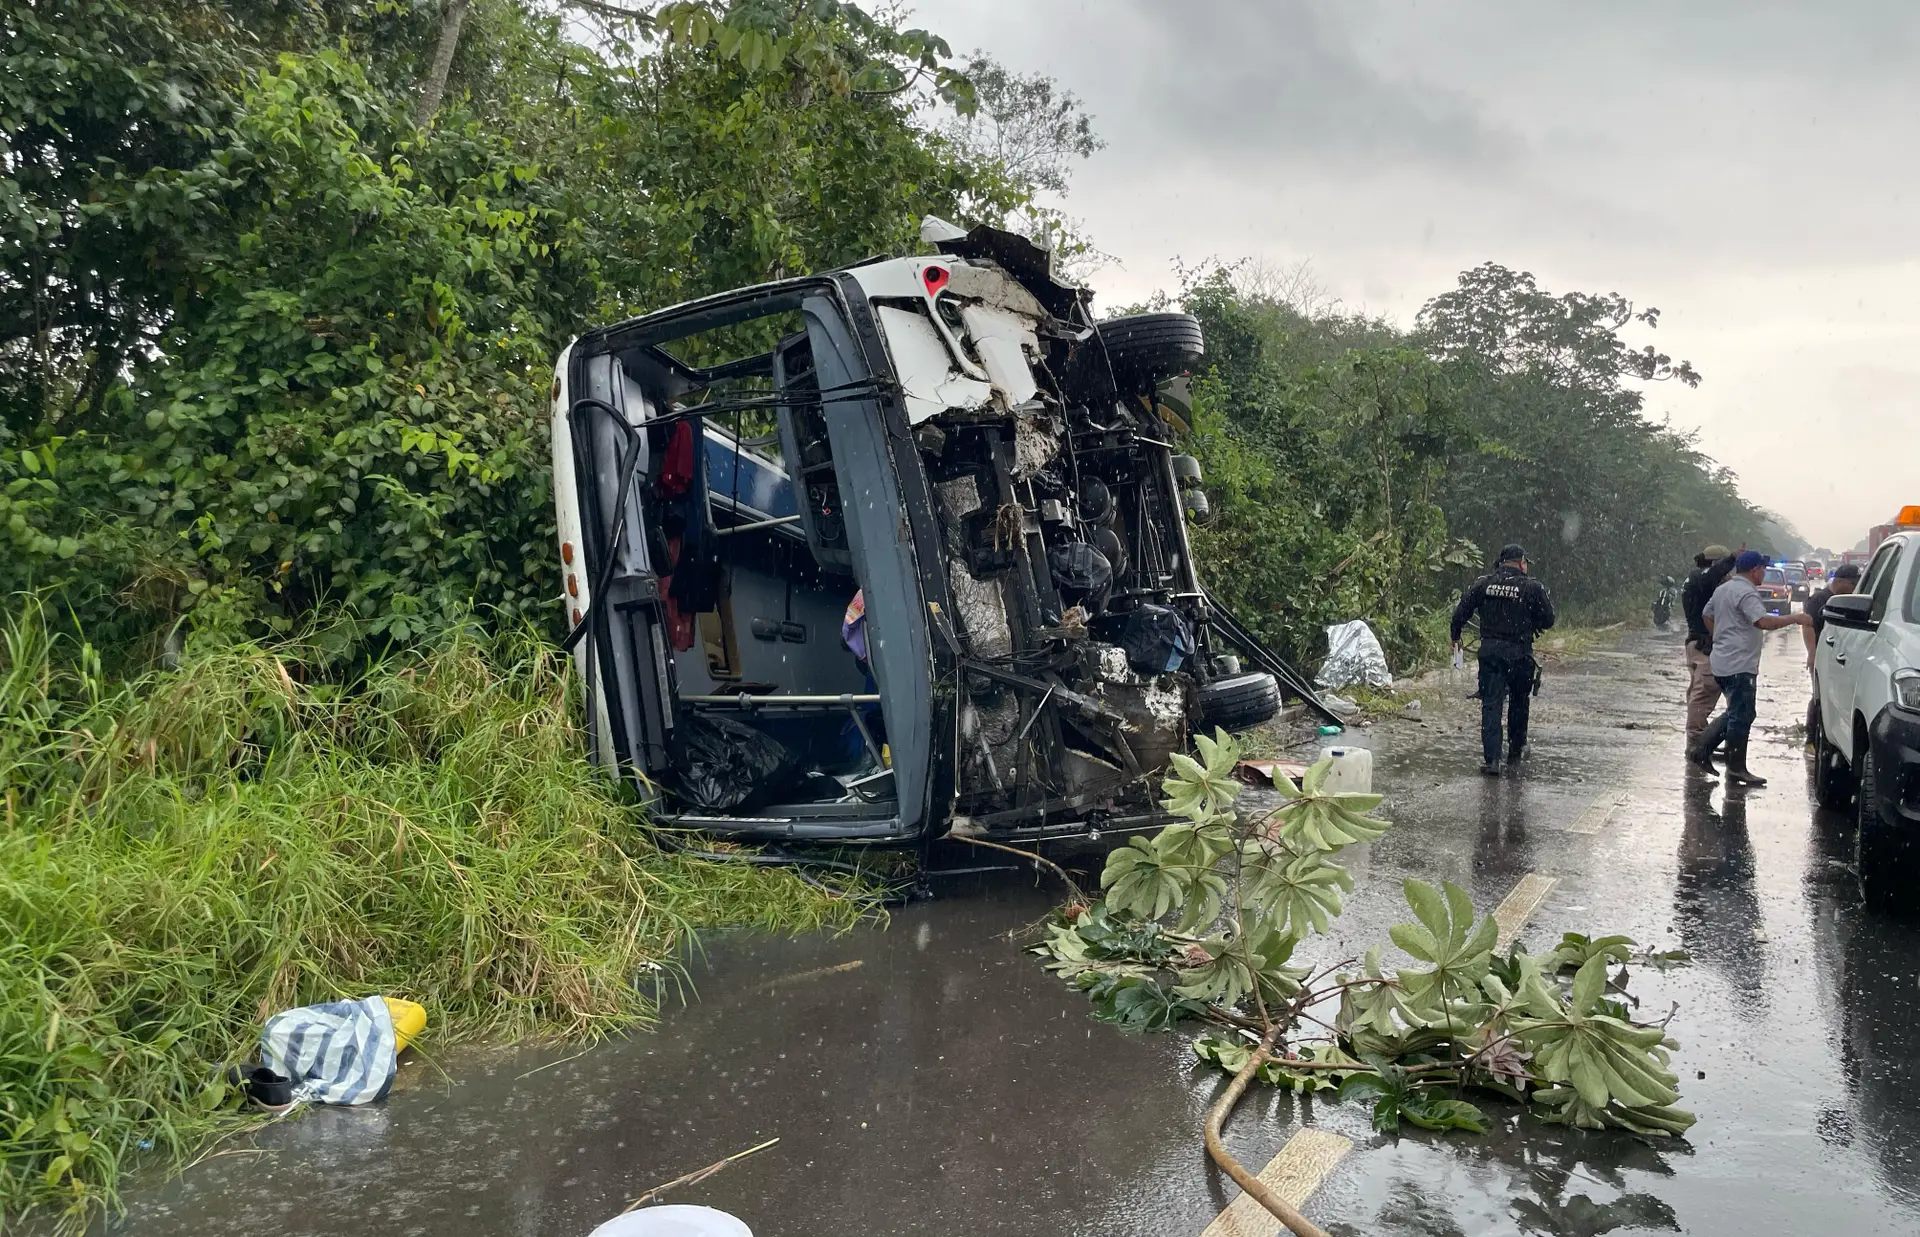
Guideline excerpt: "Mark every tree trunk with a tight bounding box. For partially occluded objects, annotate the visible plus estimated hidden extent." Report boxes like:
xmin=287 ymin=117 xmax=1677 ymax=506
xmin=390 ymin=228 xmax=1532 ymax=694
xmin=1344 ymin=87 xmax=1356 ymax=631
xmin=413 ymin=0 xmax=472 ymax=128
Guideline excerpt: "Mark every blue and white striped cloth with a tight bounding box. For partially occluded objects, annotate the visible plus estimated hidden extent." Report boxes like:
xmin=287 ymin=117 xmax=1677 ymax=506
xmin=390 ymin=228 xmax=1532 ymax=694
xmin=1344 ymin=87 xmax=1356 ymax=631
xmin=259 ymin=995 xmax=397 ymax=1106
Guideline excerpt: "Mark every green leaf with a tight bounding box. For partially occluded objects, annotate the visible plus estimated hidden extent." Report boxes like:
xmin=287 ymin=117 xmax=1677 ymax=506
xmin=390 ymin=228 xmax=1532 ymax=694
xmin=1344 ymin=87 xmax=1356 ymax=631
xmin=1161 ymin=730 xmax=1243 ymax=820
xmin=1399 ymin=1093 xmax=1488 ymax=1134
xmin=1404 ymin=878 xmax=1449 ymax=941
xmin=1393 ymin=880 xmax=1496 ymax=1015
xmin=1172 ymin=923 xmax=1305 ymax=1007
xmin=1241 ymin=841 xmax=1354 ymax=938
xmin=1570 ymin=952 xmax=1607 ymax=1013
xmin=1080 ymin=973 xmax=1206 ymax=1031
xmin=1547 ymin=932 xmax=1636 ymax=973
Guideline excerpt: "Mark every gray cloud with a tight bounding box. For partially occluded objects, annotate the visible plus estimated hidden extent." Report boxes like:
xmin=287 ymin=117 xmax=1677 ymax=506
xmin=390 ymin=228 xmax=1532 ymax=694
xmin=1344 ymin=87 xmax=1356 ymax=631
xmin=917 ymin=0 xmax=1920 ymax=546
xmin=1112 ymin=1 xmax=1522 ymax=168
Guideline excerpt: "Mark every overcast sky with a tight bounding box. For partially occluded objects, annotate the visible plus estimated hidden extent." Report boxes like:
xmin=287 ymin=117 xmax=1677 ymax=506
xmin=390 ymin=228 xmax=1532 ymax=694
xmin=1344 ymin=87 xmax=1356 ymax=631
xmin=917 ymin=0 xmax=1920 ymax=552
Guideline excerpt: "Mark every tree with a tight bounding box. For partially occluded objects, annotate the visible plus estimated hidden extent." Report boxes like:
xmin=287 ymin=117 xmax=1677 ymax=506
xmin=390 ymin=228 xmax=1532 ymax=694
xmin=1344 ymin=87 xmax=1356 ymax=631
xmin=940 ymin=56 xmax=1102 ymax=196
xmin=0 ymin=0 xmax=1052 ymax=649
xmin=1415 ymin=264 xmax=1763 ymax=610
xmin=938 ymin=56 xmax=1107 ymax=276
xmin=1174 ymin=266 xmax=1474 ymax=667
xmin=414 ymin=0 xmax=473 ymax=126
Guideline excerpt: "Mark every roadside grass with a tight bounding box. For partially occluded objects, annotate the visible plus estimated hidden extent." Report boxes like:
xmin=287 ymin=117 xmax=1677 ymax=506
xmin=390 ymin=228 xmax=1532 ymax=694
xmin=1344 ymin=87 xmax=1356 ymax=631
xmin=0 ymin=603 xmax=862 ymax=1230
xmin=1341 ymin=683 xmax=1419 ymax=718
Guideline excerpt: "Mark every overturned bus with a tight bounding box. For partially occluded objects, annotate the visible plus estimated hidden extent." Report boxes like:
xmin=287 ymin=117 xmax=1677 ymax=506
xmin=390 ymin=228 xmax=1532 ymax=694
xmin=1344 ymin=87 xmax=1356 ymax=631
xmin=550 ymin=221 xmax=1330 ymax=845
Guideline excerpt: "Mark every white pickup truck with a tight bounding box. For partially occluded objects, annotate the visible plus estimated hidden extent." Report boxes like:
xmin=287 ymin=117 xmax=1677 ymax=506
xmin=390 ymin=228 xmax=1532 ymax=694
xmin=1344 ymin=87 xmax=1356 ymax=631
xmin=1813 ymin=509 xmax=1920 ymax=905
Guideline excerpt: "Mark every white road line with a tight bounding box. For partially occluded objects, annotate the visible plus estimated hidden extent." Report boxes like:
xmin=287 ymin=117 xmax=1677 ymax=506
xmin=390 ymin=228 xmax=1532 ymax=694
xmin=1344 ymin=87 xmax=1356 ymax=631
xmin=1568 ymin=791 xmax=1629 ymax=835
xmin=1492 ymin=872 xmax=1558 ymax=952
xmin=1199 ymin=1128 xmax=1352 ymax=1237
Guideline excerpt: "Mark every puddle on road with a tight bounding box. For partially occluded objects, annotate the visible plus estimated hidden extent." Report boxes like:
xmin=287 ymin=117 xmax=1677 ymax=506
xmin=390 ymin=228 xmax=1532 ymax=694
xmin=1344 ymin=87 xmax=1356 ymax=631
xmin=114 ymin=631 xmax=1920 ymax=1237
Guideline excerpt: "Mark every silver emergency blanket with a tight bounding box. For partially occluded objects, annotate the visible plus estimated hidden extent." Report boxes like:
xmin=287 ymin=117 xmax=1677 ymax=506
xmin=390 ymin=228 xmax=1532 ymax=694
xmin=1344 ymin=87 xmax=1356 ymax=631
xmin=1317 ymin=619 xmax=1394 ymax=691
xmin=259 ymin=995 xmax=397 ymax=1106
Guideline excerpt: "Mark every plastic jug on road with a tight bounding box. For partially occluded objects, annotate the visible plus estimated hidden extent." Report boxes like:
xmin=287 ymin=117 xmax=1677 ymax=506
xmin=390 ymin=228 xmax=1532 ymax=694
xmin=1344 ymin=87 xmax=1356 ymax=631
xmin=1317 ymin=745 xmax=1374 ymax=795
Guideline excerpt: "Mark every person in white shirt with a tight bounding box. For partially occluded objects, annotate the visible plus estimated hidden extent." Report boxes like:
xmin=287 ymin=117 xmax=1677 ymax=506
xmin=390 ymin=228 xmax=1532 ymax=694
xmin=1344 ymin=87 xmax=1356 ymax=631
xmin=1689 ymin=551 xmax=1812 ymax=785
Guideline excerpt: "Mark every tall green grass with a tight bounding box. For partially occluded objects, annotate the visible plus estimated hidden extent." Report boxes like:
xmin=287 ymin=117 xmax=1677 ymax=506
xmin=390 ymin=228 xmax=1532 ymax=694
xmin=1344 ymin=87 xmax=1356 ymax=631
xmin=0 ymin=603 xmax=861 ymax=1229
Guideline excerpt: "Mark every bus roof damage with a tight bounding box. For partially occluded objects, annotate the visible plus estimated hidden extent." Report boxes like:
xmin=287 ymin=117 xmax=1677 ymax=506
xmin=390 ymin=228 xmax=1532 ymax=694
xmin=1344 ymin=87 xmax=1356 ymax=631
xmin=550 ymin=221 xmax=1331 ymax=845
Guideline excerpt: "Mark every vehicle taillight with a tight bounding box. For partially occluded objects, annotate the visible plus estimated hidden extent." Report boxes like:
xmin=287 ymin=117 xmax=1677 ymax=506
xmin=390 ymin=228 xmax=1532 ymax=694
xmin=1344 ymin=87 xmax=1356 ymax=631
xmin=922 ymin=264 xmax=950 ymax=296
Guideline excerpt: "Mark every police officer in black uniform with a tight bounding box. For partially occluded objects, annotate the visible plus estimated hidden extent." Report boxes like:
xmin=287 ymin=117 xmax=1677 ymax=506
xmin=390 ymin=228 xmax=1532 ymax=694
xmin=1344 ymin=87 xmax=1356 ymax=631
xmin=1451 ymin=543 xmax=1557 ymax=775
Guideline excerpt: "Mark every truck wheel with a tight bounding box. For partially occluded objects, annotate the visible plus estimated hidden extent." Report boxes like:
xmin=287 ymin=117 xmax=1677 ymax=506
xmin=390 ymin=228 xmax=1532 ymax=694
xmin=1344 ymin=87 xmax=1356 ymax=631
xmin=1855 ymin=744 xmax=1912 ymax=909
xmin=1814 ymin=718 xmax=1854 ymax=809
xmin=1197 ymin=670 xmax=1281 ymax=733
xmin=1098 ymin=313 xmax=1205 ymax=387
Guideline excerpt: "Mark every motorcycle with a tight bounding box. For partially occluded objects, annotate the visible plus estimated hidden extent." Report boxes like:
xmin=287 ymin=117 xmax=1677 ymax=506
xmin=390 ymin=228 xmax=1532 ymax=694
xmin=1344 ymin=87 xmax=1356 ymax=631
xmin=1651 ymin=575 xmax=1677 ymax=628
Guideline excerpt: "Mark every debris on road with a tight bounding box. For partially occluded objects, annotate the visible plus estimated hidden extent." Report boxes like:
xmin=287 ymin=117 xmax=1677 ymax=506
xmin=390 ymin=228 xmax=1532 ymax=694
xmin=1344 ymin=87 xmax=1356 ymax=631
xmin=1032 ymin=729 xmax=1697 ymax=1229
xmin=1234 ymin=758 xmax=1310 ymax=786
xmin=1317 ymin=619 xmax=1394 ymax=690
xmin=255 ymin=995 xmax=424 ymax=1108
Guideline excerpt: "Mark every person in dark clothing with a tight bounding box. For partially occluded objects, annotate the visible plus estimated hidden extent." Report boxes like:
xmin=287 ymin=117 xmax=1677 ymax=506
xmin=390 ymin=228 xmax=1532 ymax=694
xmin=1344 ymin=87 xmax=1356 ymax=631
xmin=1801 ymin=562 xmax=1861 ymax=746
xmin=1681 ymin=544 xmax=1738 ymax=746
xmin=1452 ymin=543 xmax=1557 ymax=775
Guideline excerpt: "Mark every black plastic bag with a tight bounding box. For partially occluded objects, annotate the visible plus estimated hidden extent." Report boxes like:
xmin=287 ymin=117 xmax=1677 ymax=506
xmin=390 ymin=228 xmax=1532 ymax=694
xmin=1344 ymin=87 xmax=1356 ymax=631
xmin=676 ymin=714 xmax=802 ymax=810
xmin=1118 ymin=604 xmax=1194 ymax=674
xmin=1047 ymin=541 xmax=1112 ymax=598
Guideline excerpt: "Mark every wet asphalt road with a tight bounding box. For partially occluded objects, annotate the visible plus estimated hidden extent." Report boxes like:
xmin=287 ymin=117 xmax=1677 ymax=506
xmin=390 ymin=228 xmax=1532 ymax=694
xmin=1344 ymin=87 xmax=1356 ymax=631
xmin=115 ymin=625 xmax=1920 ymax=1236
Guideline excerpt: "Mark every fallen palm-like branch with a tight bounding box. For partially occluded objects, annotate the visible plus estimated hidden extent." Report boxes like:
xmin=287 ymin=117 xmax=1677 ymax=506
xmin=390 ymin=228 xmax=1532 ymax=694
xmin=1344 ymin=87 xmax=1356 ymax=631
xmin=1029 ymin=730 xmax=1697 ymax=1209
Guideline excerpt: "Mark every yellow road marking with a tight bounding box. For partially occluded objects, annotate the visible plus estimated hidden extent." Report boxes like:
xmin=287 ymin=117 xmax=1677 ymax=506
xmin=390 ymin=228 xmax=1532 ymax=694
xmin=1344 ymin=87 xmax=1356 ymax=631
xmin=1199 ymin=1128 xmax=1352 ymax=1237
xmin=1568 ymin=791 xmax=1629 ymax=835
xmin=1492 ymin=873 xmax=1558 ymax=952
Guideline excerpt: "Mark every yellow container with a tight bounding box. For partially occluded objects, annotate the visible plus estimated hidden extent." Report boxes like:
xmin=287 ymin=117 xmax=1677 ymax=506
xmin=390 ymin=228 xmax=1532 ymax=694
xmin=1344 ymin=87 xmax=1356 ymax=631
xmin=383 ymin=997 xmax=427 ymax=1055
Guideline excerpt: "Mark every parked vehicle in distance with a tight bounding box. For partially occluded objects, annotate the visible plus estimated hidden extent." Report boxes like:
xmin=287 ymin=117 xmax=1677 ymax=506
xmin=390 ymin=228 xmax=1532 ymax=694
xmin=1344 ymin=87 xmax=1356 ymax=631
xmin=1784 ymin=561 xmax=1811 ymax=604
xmin=1652 ymin=575 xmax=1676 ymax=628
xmin=1759 ymin=566 xmax=1792 ymax=615
xmin=548 ymin=221 xmax=1329 ymax=845
xmin=1813 ymin=507 xmax=1920 ymax=905
xmin=1805 ymin=559 xmax=1827 ymax=581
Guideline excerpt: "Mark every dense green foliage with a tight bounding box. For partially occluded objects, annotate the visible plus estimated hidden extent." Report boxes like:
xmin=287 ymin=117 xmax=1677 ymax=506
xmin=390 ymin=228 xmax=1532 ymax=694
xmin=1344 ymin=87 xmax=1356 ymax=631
xmin=1176 ymin=264 xmax=1774 ymax=666
xmin=1419 ymin=264 xmax=1774 ymax=608
xmin=0 ymin=607 xmax=862 ymax=1225
xmin=1 ymin=0 xmax=1028 ymax=647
